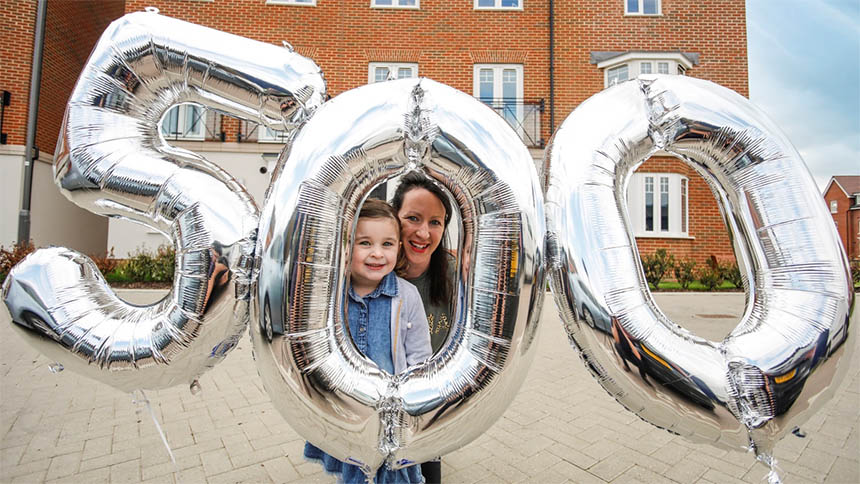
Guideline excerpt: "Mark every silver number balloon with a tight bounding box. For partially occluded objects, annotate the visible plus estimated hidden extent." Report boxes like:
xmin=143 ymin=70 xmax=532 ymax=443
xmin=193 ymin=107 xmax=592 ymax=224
xmin=545 ymin=75 xmax=855 ymax=463
xmin=1 ymin=11 xmax=325 ymax=392
xmin=252 ymin=78 xmax=546 ymax=475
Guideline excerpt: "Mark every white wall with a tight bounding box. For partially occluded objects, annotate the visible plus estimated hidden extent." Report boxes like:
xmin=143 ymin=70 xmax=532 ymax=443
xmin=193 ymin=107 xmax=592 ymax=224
xmin=1 ymin=146 xmax=107 ymax=254
xmin=0 ymin=149 xmax=25 ymax=247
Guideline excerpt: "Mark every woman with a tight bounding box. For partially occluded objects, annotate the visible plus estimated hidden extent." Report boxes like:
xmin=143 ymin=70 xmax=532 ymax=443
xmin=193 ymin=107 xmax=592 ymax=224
xmin=391 ymin=172 xmax=456 ymax=484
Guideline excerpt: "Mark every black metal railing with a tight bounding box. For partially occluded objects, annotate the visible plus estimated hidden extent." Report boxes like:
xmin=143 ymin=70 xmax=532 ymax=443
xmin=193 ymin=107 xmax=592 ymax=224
xmin=477 ymin=97 xmax=545 ymax=148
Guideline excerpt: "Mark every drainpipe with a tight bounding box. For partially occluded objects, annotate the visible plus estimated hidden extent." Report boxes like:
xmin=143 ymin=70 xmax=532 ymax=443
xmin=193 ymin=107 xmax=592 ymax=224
xmin=549 ymin=0 xmax=555 ymax=133
xmin=18 ymin=0 xmax=47 ymax=245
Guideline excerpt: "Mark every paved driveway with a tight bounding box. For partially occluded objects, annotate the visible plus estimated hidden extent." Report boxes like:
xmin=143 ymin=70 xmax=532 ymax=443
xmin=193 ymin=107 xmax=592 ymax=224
xmin=1 ymin=291 xmax=857 ymax=483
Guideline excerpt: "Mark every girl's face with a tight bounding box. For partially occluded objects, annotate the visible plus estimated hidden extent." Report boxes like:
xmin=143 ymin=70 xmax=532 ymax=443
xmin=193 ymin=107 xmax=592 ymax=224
xmin=397 ymin=188 xmax=446 ymax=278
xmin=351 ymin=217 xmax=400 ymax=296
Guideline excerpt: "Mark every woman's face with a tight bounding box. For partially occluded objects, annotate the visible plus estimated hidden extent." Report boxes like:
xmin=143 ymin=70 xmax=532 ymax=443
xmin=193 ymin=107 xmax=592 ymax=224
xmin=397 ymin=188 xmax=446 ymax=278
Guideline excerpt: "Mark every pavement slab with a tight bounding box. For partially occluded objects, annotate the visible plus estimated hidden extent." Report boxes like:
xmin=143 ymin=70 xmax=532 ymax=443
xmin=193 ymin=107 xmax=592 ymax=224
xmin=1 ymin=291 xmax=858 ymax=483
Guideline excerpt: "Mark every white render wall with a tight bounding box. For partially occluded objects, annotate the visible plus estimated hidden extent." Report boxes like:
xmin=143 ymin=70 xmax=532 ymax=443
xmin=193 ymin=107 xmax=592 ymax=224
xmin=1 ymin=145 xmax=107 ymax=254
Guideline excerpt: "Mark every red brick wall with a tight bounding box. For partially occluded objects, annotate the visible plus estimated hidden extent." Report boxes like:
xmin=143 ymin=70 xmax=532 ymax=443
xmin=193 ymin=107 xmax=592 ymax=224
xmin=823 ymin=183 xmax=857 ymax=260
xmin=38 ymin=1 xmax=126 ymax=155
xmin=848 ymin=209 xmax=860 ymax=261
xmin=0 ymin=0 xmax=38 ymax=147
xmin=0 ymin=0 xmax=124 ymax=155
xmin=125 ymin=0 xmax=553 ymax=143
xmin=554 ymin=0 xmax=748 ymax=124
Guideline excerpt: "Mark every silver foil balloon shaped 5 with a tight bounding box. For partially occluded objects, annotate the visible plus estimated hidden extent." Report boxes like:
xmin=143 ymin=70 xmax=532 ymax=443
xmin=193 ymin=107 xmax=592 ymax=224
xmin=252 ymin=78 xmax=546 ymax=475
xmin=1 ymin=10 xmax=325 ymax=392
xmin=544 ymin=75 xmax=855 ymax=463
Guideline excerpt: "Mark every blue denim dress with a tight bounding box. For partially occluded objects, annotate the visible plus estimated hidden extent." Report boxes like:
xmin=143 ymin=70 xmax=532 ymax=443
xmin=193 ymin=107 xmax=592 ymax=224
xmin=304 ymin=273 xmax=424 ymax=484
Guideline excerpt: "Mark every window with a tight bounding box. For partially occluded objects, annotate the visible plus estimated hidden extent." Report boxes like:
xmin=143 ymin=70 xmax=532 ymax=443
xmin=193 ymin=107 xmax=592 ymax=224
xmin=625 ymin=0 xmax=660 ymax=15
xmin=258 ymin=126 xmax=290 ymax=143
xmin=266 ymin=0 xmax=316 ymax=5
xmin=161 ymin=103 xmax=205 ymax=140
xmin=607 ymin=65 xmax=629 ymax=86
xmin=368 ymin=62 xmax=417 ymax=83
xmin=475 ymin=0 xmax=521 ymax=10
xmin=597 ymin=52 xmax=694 ymax=88
xmin=627 ymin=173 xmax=689 ymax=238
xmin=372 ymin=0 xmax=418 ymax=8
xmin=474 ymin=64 xmax=523 ymax=132
xmin=830 ymin=200 xmax=838 ymax=213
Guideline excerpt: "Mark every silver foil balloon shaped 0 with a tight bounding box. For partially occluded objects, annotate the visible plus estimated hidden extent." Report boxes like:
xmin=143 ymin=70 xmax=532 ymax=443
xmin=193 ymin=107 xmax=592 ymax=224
xmin=544 ymin=75 xmax=855 ymax=465
xmin=1 ymin=10 xmax=325 ymax=392
xmin=252 ymin=78 xmax=546 ymax=475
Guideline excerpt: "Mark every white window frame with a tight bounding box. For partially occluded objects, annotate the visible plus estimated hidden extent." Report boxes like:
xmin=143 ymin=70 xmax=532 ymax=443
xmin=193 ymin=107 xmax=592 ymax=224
xmin=371 ymin=0 xmax=419 ymax=9
xmin=474 ymin=0 xmax=522 ymax=10
xmin=830 ymin=200 xmax=838 ymax=213
xmin=368 ymin=62 xmax=418 ymax=83
xmin=258 ymin=125 xmax=290 ymax=143
xmin=625 ymin=0 xmax=661 ymax=16
xmin=266 ymin=0 xmax=317 ymax=6
xmin=473 ymin=64 xmax=524 ymax=134
xmin=598 ymin=52 xmax=693 ymax=88
xmin=627 ymin=173 xmax=690 ymax=238
xmin=161 ymin=103 xmax=205 ymax=140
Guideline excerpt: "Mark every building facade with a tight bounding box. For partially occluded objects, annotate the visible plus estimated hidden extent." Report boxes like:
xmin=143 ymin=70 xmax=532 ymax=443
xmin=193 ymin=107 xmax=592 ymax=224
xmin=3 ymin=0 xmax=748 ymax=265
xmin=823 ymin=176 xmax=860 ymax=261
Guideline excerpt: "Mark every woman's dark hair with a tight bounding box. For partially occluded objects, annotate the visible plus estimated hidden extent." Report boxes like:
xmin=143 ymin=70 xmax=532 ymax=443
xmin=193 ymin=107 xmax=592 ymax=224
xmin=390 ymin=172 xmax=453 ymax=306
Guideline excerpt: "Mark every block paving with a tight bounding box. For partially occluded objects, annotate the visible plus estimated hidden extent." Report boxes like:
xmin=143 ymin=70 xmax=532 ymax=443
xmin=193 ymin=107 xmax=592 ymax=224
xmin=1 ymin=292 xmax=857 ymax=483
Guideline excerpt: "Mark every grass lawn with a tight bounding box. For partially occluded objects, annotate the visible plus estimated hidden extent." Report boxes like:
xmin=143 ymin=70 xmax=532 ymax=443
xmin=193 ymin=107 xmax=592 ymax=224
xmin=651 ymin=280 xmax=740 ymax=291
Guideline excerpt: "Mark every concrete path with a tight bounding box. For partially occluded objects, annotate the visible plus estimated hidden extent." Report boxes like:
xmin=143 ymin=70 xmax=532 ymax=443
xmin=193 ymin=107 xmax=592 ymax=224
xmin=1 ymin=291 xmax=857 ymax=483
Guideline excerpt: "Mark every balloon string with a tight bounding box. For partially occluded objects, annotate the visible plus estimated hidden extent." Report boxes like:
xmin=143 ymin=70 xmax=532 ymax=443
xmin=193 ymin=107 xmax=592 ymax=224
xmin=132 ymin=389 xmax=177 ymax=468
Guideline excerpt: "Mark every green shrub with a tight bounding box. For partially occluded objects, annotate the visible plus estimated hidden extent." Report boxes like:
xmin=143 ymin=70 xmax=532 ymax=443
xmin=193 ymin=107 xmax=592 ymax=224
xmin=119 ymin=245 xmax=175 ymax=283
xmin=724 ymin=262 xmax=744 ymax=289
xmin=697 ymin=256 xmax=727 ymax=291
xmin=851 ymin=259 xmax=860 ymax=288
xmin=641 ymin=249 xmax=675 ymax=290
xmin=673 ymin=258 xmax=697 ymax=290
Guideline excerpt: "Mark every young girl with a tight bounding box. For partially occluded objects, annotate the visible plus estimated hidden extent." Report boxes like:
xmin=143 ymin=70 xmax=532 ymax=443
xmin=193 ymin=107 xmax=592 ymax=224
xmin=304 ymin=198 xmax=432 ymax=484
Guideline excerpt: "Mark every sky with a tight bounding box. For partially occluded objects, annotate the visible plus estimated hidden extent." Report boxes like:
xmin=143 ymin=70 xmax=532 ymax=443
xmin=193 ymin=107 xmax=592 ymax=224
xmin=746 ymin=0 xmax=860 ymax=191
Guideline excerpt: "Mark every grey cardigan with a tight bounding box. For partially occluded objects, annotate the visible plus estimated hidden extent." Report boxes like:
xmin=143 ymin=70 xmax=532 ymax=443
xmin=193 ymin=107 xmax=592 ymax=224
xmin=390 ymin=276 xmax=433 ymax=374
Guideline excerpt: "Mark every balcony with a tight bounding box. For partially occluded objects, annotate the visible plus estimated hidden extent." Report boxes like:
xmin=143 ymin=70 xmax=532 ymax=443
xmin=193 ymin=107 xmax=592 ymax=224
xmin=477 ymin=97 xmax=545 ymax=148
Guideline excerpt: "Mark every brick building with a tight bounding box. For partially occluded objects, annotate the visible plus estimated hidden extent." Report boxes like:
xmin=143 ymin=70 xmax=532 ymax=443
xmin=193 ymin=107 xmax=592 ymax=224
xmin=2 ymin=0 xmax=747 ymax=266
xmin=823 ymin=176 xmax=860 ymax=261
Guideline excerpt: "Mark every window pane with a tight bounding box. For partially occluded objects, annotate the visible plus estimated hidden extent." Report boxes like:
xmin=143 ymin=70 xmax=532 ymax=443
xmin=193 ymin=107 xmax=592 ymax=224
xmin=186 ymin=105 xmax=201 ymax=134
xmin=375 ymin=67 xmax=389 ymax=83
xmin=501 ymin=0 xmax=518 ymax=6
xmin=640 ymin=62 xmax=652 ymax=74
xmin=657 ymin=62 xmax=669 ymax=74
xmin=162 ymin=106 xmax=179 ymax=136
xmin=399 ymin=0 xmax=416 ymax=5
xmin=660 ymin=177 xmax=669 ymax=231
xmin=643 ymin=0 xmax=658 ymax=14
xmin=479 ymin=69 xmax=494 ymax=103
xmin=375 ymin=0 xmax=393 ymax=5
xmin=645 ymin=177 xmax=654 ymax=232
xmin=397 ymin=67 xmax=414 ymax=79
xmin=681 ymin=178 xmax=688 ymax=233
xmin=627 ymin=0 xmax=639 ymax=13
xmin=478 ymin=0 xmax=494 ymax=6
xmin=502 ymin=69 xmax=517 ymax=126
xmin=607 ymin=65 xmax=628 ymax=86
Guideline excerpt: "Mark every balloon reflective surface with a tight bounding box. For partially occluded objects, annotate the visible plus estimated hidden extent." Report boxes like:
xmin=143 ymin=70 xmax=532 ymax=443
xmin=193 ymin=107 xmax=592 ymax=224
xmin=545 ymin=75 xmax=855 ymax=462
xmin=1 ymin=11 xmax=325 ymax=392
xmin=252 ymin=78 xmax=546 ymax=474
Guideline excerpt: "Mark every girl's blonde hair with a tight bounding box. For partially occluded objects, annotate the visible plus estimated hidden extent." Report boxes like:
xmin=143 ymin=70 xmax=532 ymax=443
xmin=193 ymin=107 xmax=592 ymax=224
xmin=358 ymin=198 xmax=408 ymax=273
